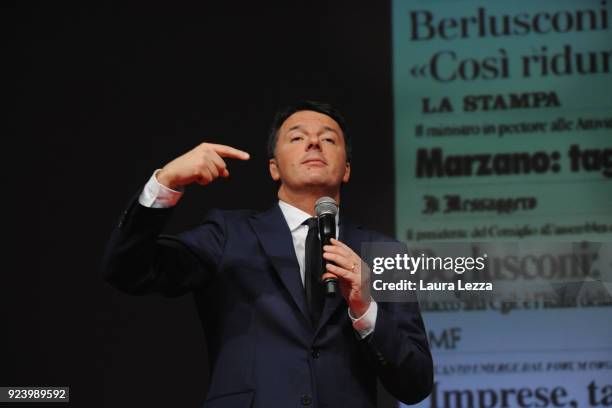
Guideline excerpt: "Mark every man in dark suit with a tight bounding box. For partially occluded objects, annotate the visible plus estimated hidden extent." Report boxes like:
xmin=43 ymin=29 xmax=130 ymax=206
xmin=103 ymin=101 xmax=433 ymax=407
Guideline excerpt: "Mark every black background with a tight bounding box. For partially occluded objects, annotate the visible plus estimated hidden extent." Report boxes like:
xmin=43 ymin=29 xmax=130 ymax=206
xmin=8 ymin=2 xmax=399 ymax=407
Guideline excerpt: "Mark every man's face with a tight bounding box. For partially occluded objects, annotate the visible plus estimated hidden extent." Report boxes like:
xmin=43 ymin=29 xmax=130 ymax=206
xmin=269 ymin=110 xmax=351 ymax=193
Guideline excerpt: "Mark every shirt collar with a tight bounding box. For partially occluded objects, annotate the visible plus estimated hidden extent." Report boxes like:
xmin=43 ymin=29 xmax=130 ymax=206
xmin=278 ymin=200 xmax=340 ymax=232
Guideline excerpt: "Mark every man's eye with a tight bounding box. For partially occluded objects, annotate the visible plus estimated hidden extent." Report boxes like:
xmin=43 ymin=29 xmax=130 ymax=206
xmin=323 ymin=138 xmax=336 ymax=144
xmin=291 ymin=135 xmax=303 ymax=142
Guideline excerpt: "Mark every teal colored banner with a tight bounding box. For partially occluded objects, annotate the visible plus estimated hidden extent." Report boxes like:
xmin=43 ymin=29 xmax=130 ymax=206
xmin=392 ymin=1 xmax=612 ymax=407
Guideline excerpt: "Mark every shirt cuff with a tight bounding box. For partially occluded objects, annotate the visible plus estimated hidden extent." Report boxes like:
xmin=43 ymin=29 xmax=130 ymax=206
xmin=138 ymin=169 xmax=184 ymax=208
xmin=348 ymin=300 xmax=378 ymax=339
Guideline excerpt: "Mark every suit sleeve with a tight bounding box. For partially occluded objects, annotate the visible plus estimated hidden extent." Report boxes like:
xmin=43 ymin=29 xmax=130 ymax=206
xmin=361 ymin=300 xmax=433 ymax=404
xmin=358 ymin=237 xmax=434 ymax=404
xmin=101 ymin=193 xmax=226 ymax=297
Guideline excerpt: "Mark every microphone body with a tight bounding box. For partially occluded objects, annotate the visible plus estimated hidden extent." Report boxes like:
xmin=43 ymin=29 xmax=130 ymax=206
xmin=315 ymin=197 xmax=339 ymax=296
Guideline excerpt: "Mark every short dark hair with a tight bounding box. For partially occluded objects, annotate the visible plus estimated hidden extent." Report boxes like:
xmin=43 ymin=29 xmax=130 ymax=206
xmin=267 ymin=100 xmax=352 ymax=162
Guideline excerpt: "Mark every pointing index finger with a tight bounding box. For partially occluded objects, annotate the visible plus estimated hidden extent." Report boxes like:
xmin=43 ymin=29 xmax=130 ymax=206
xmin=208 ymin=143 xmax=250 ymax=160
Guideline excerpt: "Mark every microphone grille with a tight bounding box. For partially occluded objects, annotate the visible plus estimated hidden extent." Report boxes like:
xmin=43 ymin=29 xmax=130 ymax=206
xmin=315 ymin=196 xmax=338 ymax=216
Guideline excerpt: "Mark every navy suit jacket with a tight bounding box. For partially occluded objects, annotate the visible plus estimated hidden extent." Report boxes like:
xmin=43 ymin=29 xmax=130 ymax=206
xmin=102 ymin=196 xmax=433 ymax=408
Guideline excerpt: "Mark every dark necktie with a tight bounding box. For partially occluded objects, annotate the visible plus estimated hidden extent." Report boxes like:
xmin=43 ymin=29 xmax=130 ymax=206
xmin=304 ymin=217 xmax=326 ymax=326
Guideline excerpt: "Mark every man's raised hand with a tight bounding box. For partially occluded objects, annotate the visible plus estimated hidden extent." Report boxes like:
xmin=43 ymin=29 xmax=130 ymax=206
xmin=156 ymin=143 xmax=250 ymax=189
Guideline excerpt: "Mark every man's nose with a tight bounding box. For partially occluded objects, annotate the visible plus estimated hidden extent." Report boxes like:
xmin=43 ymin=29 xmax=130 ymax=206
xmin=306 ymin=135 xmax=321 ymax=150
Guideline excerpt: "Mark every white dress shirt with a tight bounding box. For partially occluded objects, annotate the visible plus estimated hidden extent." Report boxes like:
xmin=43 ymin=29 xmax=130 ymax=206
xmin=138 ymin=170 xmax=377 ymax=338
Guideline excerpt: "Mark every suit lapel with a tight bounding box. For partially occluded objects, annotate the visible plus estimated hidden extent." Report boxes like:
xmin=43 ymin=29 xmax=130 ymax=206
xmin=315 ymin=213 xmax=364 ymax=333
xmin=249 ymin=204 xmax=312 ymax=326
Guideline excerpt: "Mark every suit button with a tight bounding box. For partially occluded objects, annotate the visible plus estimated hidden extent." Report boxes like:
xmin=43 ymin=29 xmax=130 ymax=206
xmin=300 ymin=394 xmax=312 ymax=405
xmin=311 ymin=348 xmax=320 ymax=359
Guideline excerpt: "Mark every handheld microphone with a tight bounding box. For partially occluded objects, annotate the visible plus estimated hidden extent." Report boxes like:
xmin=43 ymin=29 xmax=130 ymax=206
xmin=315 ymin=197 xmax=338 ymax=296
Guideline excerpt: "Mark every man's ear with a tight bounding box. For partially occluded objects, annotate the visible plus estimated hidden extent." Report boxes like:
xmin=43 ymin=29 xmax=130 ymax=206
xmin=342 ymin=161 xmax=351 ymax=183
xmin=269 ymin=158 xmax=280 ymax=181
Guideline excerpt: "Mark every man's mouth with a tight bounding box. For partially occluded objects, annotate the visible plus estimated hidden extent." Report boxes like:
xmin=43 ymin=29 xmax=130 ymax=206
xmin=302 ymin=157 xmax=327 ymax=165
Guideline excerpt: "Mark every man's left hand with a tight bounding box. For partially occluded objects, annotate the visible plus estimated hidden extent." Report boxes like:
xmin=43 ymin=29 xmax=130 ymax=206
xmin=322 ymin=238 xmax=371 ymax=317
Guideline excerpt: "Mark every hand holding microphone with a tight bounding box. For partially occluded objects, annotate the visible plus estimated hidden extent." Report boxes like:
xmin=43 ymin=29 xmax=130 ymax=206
xmin=316 ymin=197 xmax=371 ymax=316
